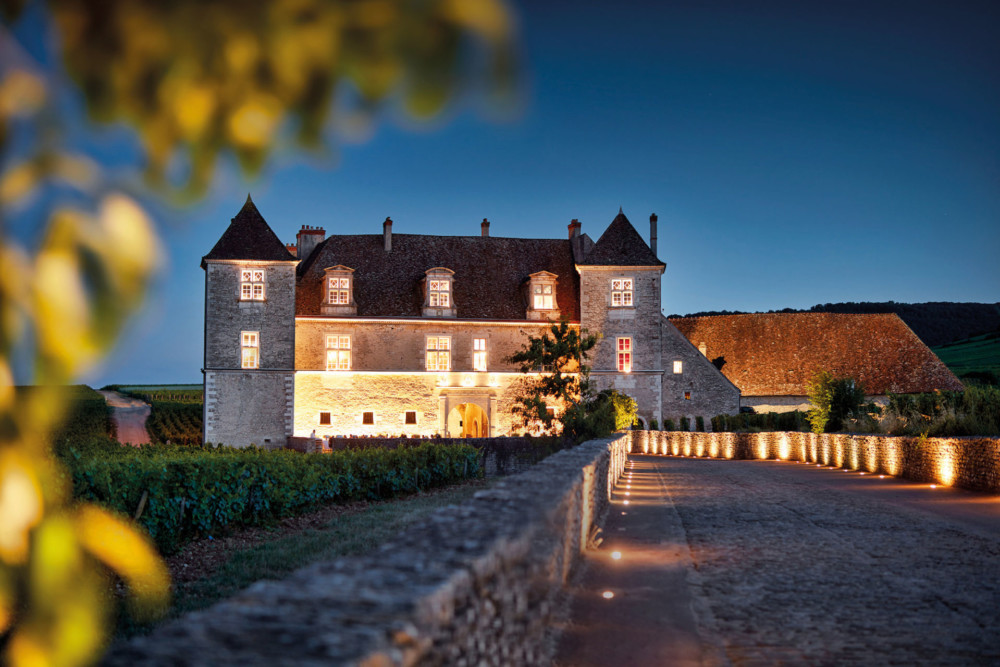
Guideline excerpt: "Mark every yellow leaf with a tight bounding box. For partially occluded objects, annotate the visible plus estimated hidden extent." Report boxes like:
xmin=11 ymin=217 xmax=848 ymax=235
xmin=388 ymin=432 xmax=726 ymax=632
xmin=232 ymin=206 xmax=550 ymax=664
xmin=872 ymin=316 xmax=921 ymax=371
xmin=0 ymin=69 xmax=47 ymax=118
xmin=0 ymin=452 xmax=43 ymax=564
xmin=75 ymin=505 xmax=170 ymax=621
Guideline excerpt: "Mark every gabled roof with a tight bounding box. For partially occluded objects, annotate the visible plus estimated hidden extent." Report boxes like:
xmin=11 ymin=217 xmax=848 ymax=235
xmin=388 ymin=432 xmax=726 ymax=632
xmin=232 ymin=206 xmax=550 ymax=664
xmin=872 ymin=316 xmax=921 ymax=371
xmin=202 ymin=195 xmax=296 ymax=267
xmin=581 ymin=210 xmax=663 ymax=267
xmin=669 ymin=313 xmax=964 ymax=396
xmin=297 ymin=234 xmax=580 ymax=320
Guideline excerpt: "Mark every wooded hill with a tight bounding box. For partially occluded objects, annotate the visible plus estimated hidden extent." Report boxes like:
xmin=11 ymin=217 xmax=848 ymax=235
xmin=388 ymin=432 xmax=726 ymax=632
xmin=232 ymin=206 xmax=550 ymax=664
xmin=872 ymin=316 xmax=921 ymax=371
xmin=670 ymin=302 xmax=1000 ymax=347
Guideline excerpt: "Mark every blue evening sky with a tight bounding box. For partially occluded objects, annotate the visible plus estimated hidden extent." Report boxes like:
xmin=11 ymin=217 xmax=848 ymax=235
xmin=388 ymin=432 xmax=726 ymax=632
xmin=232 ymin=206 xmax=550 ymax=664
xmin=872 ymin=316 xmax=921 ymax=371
xmin=13 ymin=0 xmax=1000 ymax=386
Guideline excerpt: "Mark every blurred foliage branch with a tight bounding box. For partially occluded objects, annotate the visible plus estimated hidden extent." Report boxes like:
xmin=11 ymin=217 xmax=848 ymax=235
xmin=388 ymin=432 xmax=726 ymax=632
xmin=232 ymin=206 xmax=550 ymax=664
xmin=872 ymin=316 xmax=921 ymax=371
xmin=0 ymin=0 xmax=515 ymax=664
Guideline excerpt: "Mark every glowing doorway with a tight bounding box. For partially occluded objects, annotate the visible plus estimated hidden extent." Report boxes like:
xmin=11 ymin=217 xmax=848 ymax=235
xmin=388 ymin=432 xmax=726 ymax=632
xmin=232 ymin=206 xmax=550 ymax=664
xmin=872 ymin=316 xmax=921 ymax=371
xmin=446 ymin=402 xmax=489 ymax=438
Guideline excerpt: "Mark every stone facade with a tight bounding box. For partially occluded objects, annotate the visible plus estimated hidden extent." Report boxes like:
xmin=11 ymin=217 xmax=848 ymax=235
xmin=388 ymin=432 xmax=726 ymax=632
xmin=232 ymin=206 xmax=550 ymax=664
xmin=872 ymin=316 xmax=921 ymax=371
xmin=661 ymin=317 xmax=740 ymax=424
xmin=203 ymin=260 xmax=297 ymax=446
xmin=203 ymin=200 xmax=742 ymax=446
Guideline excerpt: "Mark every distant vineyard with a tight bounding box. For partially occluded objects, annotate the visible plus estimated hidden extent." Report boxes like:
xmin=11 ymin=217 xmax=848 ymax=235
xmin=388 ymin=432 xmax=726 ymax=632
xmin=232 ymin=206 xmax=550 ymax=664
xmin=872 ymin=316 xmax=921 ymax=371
xmin=146 ymin=400 xmax=203 ymax=446
xmin=16 ymin=385 xmax=115 ymax=445
xmin=106 ymin=385 xmax=204 ymax=445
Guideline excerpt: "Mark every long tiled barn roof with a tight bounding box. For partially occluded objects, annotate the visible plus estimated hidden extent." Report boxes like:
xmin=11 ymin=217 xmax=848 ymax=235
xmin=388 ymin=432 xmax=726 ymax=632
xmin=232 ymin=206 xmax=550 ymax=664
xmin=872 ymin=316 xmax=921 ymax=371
xmin=202 ymin=195 xmax=296 ymax=266
xmin=297 ymin=233 xmax=581 ymax=320
xmin=669 ymin=313 xmax=964 ymax=396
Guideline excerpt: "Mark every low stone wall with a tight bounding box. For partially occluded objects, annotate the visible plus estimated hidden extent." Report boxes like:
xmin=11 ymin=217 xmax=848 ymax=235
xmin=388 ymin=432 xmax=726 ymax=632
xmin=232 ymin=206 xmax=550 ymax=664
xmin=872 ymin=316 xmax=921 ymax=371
xmin=630 ymin=430 xmax=1000 ymax=493
xmin=106 ymin=434 xmax=628 ymax=666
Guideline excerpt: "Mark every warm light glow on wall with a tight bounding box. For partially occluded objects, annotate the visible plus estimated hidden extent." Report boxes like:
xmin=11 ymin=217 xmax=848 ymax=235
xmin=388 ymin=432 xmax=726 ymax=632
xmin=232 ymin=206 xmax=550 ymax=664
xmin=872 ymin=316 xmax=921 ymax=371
xmin=682 ymin=434 xmax=691 ymax=457
xmin=672 ymin=438 xmax=680 ymax=456
xmin=489 ymin=373 xmax=500 ymax=387
xmin=834 ymin=438 xmax=844 ymax=468
xmin=885 ymin=441 xmax=899 ymax=477
xmin=461 ymin=374 xmax=474 ymax=387
xmin=437 ymin=373 xmax=448 ymax=387
xmin=778 ymin=434 xmax=790 ymax=460
xmin=865 ymin=437 xmax=877 ymax=471
xmin=756 ymin=439 xmax=767 ymax=460
xmin=849 ymin=438 xmax=859 ymax=470
xmin=939 ymin=444 xmax=956 ymax=487
xmin=709 ymin=433 xmax=719 ymax=458
xmin=695 ymin=438 xmax=704 ymax=457
xmin=809 ymin=435 xmax=818 ymax=463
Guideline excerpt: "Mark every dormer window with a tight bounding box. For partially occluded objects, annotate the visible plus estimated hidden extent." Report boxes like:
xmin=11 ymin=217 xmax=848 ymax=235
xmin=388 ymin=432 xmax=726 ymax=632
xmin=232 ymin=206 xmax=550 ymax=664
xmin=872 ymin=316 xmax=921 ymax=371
xmin=240 ymin=269 xmax=265 ymax=301
xmin=423 ymin=268 xmax=456 ymax=317
xmin=429 ymin=279 xmax=450 ymax=307
xmin=611 ymin=278 xmax=633 ymax=307
xmin=534 ymin=284 xmax=553 ymax=310
xmin=328 ymin=277 xmax=350 ymax=304
xmin=321 ymin=265 xmax=357 ymax=316
xmin=526 ymin=271 xmax=560 ymax=320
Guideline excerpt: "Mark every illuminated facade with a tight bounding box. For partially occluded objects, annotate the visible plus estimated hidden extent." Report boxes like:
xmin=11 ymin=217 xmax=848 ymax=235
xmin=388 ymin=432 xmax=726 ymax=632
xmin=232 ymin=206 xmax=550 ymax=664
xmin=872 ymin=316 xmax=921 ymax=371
xmin=201 ymin=196 xmax=740 ymax=447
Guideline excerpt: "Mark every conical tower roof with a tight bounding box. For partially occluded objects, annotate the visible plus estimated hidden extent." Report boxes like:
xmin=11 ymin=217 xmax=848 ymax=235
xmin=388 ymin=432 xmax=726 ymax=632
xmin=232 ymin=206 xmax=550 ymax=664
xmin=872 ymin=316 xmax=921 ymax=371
xmin=201 ymin=195 xmax=296 ymax=267
xmin=582 ymin=210 xmax=663 ymax=266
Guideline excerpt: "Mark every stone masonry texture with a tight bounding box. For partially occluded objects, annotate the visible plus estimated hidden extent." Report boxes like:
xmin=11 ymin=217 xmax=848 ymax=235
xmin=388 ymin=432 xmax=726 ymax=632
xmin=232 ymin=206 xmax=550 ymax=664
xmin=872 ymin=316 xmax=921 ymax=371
xmin=104 ymin=436 xmax=628 ymax=666
xmin=650 ymin=456 xmax=1000 ymax=665
xmin=636 ymin=431 xmax=1000 ymax=493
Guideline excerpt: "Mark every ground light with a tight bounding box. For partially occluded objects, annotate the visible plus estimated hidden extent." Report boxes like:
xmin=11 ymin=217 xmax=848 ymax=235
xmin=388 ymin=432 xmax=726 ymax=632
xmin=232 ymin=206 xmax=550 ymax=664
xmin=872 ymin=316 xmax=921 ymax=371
xmin=602 ymin=591 xmax=614 ymax=599
xmin=611 ymin=551 xmax=622 ymax=561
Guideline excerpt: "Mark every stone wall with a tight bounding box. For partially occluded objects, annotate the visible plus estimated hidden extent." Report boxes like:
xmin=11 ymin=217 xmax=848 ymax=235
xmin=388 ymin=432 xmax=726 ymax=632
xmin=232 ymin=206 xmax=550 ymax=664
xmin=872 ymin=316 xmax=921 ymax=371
xmin=660 ymin=317 xmax=740 ymax=423
xmin=204 ymin=370 xmax=294 ymax=447
xmin=631 ymin=431 xmax=1000 ymax=493
xmin=106 ymin=435 xmax=629 ymax=666
xmin=579 ymin=266 xmax=665 ymax=427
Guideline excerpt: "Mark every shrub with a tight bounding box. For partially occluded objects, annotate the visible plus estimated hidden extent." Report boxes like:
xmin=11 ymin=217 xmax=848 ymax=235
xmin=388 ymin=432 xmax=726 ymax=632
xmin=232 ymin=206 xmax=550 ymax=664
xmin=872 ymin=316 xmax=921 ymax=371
xmin=806 ymin=370 xmax=865 ymax=433
xmin=650 ymin=419 xmax=659 ymax=431
xmin=65 ymin=441 xmax=481 ymax=554
xmin=679 ymin=416 xmax=690 ymax=432
xmin=663 ymin=419 xmax=676 ymax=431
xmin=695 ymin=416 xmax=704 ymax=431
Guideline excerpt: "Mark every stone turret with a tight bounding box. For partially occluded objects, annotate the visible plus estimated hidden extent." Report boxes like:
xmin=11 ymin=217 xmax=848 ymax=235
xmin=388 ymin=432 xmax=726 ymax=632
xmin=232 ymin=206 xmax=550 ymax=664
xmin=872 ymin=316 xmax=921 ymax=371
xmin=201 ymin=195 xmax=298 ymax=447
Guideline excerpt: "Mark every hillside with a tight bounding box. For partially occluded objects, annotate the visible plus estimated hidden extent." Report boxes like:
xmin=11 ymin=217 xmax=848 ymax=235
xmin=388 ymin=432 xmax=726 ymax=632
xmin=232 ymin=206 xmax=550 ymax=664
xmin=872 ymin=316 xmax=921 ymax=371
xmin=931 ymin=332 xmax=1000 ymax=382
xmin=671 ymin=302 xmax=1000 ymax=347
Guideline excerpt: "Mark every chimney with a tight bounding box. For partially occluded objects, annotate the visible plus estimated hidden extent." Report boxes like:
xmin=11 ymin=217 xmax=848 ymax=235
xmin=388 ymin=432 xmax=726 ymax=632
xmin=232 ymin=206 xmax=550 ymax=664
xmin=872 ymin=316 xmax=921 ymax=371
xmin=383 ymin=217 xmax=392 ymax=252
xmin=481 ymin=218 xmax=490 ymax=237
xmin=568 ymin=219 xmax=581 ymax=240
xmin=649 ymin=213 xmax=658 ymax=256
xmin=285 ymin=243 xmax=297 ymax=257
xmin=296 ymin=224 xmax=325 ymax=259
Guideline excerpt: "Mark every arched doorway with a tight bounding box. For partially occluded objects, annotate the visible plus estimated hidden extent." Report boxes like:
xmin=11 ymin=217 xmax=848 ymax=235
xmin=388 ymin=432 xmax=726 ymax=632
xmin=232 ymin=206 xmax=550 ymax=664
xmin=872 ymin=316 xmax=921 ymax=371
xmin=447 ymin=403 xmax=490 ymax=438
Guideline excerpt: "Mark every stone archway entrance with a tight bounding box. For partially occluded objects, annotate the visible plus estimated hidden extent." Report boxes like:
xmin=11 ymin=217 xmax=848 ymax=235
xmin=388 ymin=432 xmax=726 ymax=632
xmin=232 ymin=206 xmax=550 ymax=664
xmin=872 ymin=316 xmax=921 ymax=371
xmin=447 ymin=403 xmax=490 ymax=438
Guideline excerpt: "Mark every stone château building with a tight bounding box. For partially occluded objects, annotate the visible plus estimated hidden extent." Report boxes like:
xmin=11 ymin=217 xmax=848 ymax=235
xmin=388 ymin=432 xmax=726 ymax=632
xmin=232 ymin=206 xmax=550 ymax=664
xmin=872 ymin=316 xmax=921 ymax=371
xmin=201 ymin=196 xmax=739 ymax=447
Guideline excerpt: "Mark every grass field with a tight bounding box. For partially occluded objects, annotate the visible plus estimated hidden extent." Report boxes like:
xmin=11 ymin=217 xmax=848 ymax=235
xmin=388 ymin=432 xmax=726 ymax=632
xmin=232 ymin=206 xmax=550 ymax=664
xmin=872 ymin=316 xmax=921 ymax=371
xmin=932 ymin=332 xmax=1000 ymax=379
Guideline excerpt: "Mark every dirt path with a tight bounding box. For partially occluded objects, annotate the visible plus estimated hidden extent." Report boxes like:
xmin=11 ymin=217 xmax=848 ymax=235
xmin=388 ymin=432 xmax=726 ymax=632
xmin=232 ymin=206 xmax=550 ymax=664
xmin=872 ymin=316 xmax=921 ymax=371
xmin=98 ymin=390 xmax=152 ymax=445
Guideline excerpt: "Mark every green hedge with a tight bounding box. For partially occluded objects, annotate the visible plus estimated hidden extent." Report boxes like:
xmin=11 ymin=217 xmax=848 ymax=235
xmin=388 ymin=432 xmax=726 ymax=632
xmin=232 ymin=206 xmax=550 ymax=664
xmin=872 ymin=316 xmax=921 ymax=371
xmin=711 ymin=411 xmax=808 ymax=433
xmin=66 ymin=442 xmax=481 ymax=553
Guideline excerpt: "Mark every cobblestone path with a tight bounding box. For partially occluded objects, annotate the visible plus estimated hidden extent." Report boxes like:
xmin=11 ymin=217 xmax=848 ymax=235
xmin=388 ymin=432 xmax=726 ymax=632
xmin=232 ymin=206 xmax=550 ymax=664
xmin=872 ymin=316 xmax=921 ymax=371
xmin=657 ymin=456 xmax=1000 ymax=665
xmin=557 ymin=455 xmax=1000 ymax=666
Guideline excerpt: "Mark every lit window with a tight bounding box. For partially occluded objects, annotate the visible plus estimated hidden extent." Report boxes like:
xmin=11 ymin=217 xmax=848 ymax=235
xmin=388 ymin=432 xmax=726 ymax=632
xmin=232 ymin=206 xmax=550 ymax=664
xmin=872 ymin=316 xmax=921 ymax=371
xmin=611 ymin=278 xmax=633 ymax=307
xmin=473 ymin=338 xmax=487 ymax=371
xmin=426 ymin=336 xmax=451 ymax=371
xmin=533 ymin=284 xmax=554 ymax=310
xmin=241 ymin=331 xmax=259 ymax=369
xmin=405 ymin=411 xmax=418 ymax=425
xmin=362 ymin=411 xmax=375 ymax=425
xmin=429 ymin=279 xmax=450 ymax=307
xmin=328 ymin=277 xmax=350 ymax=305
xmin=673 ymin=360 xmax=683 ymax=374
xmin=617 ymin=337 xmax=632 ymax=373
xmin=326 ymin=335 xmax=351 ymax=370
xmin=240 ymin=269 xmax=265 ymax=301
xmin=319 ymin=412 xmax=331 ymax=425
xmin=684 ymin=391 xmax=692 ymax=400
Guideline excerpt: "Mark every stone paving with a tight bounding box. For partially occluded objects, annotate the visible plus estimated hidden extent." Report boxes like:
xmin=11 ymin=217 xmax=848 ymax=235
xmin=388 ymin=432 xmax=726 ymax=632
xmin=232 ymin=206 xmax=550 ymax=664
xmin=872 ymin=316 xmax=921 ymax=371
xmin=559 ymin=455 xmax=1000 ymax=666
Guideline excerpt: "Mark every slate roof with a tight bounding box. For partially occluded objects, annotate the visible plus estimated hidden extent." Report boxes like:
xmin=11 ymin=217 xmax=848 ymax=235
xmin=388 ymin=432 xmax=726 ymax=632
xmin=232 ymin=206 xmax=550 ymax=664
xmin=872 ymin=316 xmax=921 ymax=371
xmin=297 ymin=234 xmax=581 ymax=320
xmin=669 ymin=313 xmax=964 ymax=396
xmin=202 ymin=195 xmax=296 ymax=267
xmin=581 ymin=210 xmax=663 ymax=267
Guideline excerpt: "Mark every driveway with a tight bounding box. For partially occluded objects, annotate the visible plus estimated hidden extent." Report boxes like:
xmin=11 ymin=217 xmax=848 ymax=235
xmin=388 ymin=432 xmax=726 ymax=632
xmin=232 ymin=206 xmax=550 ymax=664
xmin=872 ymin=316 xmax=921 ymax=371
xmin=98 ymin=390 xmax=151 ymax=445
xmin=557 ymin=455 xmax=1000 ymax=666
